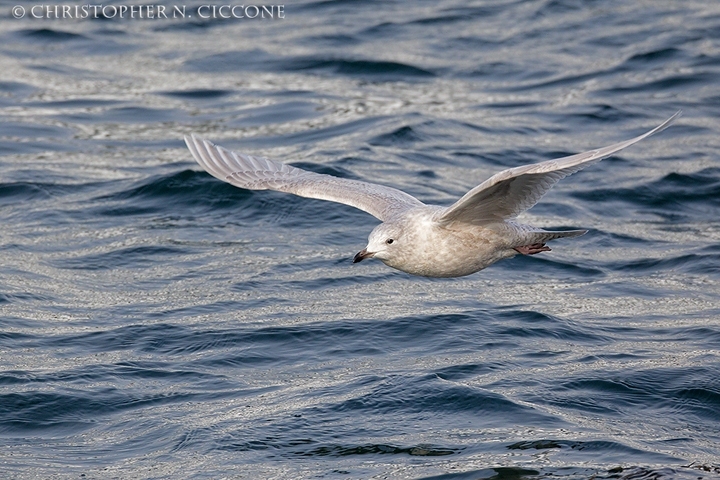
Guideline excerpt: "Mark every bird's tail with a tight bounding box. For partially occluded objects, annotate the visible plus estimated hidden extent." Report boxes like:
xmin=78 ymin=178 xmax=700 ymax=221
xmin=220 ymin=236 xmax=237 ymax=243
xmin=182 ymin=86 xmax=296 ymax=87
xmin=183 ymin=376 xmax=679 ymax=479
xmin=526 ymin=229 xmax=588 ymax=244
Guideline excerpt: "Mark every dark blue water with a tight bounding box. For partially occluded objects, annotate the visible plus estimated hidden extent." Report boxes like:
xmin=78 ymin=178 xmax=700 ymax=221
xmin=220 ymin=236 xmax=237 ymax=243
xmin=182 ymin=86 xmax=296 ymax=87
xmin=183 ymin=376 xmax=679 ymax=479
xmin=1 ymin=1 xmax=719 ymax=478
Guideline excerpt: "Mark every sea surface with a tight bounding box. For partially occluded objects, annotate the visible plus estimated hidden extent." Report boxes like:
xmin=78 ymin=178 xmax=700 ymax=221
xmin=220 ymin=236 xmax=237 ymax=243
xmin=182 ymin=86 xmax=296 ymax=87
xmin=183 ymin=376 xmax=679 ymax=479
xmin=1 ymin=1 xmax=719 ymax=478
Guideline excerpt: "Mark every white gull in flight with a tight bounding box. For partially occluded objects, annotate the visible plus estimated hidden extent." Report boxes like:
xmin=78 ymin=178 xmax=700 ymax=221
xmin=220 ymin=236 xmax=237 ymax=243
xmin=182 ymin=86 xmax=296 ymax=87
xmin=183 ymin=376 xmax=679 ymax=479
xmin=184 ymin=112 xmax=680 ymax=278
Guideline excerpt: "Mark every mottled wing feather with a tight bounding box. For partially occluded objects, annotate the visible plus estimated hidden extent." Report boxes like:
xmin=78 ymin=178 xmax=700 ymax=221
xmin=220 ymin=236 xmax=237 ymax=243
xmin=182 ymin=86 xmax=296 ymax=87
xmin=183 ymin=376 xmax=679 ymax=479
xmin=439 ymin=111 xmax=681 ymax=225
xmin=185 ymin=134 xmax=424 ymax=221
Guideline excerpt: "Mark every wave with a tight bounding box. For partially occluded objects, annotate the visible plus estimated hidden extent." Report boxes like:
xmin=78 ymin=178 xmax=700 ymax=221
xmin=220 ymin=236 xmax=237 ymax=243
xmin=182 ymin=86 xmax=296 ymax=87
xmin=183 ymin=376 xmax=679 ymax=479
xmin=184 ymin=49 xmax=434 ymax=79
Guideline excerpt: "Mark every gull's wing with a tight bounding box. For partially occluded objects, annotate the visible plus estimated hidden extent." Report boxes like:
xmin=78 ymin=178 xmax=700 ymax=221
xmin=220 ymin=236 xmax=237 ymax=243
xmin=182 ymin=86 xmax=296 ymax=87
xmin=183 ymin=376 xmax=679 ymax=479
xmin=185 ymin=135 xmax=424 ymax=221
xmin=438 ymin=111 xmax=681 ymax=225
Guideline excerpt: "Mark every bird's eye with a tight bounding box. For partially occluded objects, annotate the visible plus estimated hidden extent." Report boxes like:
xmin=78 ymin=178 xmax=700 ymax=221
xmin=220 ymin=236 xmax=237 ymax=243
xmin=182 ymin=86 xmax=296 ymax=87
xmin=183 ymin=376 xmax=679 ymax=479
xmin=386 ymin=238 xmax=394 ymax=245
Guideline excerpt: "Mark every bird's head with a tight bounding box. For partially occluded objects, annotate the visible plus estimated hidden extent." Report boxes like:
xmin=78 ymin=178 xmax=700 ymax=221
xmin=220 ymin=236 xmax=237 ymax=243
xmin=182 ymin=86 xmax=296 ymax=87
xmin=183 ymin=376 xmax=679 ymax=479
xmin=353 ymin=222 xmax=404 ymax=265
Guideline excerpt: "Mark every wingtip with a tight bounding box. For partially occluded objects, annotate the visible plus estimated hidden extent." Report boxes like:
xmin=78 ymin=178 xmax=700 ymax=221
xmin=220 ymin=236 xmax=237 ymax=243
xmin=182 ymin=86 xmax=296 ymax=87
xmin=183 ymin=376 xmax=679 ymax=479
xmin=667 ymin=109 xmax=682 ymax=123
xmin=184 ymin=134 xmax=216 ymax=161
xmin=184 ymin=133 xmax=204 ymax=144
xmin=658 ymin=110 xmax=682 ymax=130
xmin=184 ymin=134 xmax=212 ymax=172
xmin=636 ymin=110 xmax=682 ymax=142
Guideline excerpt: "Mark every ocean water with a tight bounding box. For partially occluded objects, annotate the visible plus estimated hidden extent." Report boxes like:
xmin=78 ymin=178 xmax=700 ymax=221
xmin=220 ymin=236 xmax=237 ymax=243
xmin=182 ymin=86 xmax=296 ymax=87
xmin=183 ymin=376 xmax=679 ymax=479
xmin=1 ymin=0 xmax=719 ymax=478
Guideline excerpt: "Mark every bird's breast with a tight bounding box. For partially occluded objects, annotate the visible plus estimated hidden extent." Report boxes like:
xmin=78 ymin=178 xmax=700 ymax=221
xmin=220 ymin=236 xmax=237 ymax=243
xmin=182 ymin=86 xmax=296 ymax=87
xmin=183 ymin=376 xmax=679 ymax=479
xmin=386 ymin=221 xmax=517 ymax=278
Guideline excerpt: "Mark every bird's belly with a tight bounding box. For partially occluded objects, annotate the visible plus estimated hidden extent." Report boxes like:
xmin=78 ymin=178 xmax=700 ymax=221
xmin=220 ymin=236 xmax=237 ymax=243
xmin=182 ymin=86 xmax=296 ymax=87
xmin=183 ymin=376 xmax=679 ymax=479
xmin=384 ymin=224 xmax=517 ymax=278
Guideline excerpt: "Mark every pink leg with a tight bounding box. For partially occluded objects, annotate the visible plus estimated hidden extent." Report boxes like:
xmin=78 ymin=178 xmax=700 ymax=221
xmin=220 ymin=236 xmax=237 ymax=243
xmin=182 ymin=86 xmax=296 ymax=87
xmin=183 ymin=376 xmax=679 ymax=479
xmin=514 ymin=243 xmax=551 ymax=255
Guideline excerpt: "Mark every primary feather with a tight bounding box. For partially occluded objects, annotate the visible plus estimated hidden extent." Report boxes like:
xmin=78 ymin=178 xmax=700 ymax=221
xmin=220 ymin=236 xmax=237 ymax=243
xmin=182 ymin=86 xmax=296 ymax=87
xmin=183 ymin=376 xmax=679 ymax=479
xmin=185 ymin=134 xmax=424 ymax=221
xmin=438 ymin=111 xmax=681 ymax=225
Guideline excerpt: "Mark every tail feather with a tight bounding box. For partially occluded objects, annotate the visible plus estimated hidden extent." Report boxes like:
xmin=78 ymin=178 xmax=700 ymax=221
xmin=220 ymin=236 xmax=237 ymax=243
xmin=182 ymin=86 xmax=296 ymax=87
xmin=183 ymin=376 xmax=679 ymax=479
xmin=527 ymin=229 xmax=588 ymax=244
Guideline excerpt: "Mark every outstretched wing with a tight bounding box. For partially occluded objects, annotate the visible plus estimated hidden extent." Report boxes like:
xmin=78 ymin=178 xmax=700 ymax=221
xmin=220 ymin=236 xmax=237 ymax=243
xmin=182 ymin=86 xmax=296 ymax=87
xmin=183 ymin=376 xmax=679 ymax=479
xmin=438 ymin=111 xmax=681 ymax=225
xmin=185 ymin=135 xmax=424 ymax=221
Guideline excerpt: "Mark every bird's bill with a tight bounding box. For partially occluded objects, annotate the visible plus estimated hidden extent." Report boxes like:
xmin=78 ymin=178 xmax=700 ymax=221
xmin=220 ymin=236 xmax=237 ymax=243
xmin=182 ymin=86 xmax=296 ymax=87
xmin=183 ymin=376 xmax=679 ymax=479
xmin=353 ymin=248 xmax=375 ymax=263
